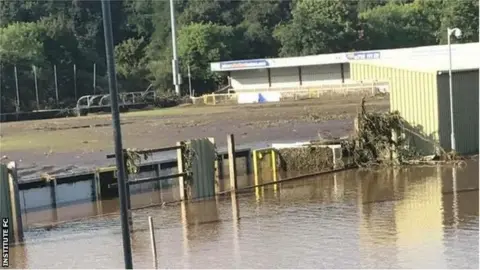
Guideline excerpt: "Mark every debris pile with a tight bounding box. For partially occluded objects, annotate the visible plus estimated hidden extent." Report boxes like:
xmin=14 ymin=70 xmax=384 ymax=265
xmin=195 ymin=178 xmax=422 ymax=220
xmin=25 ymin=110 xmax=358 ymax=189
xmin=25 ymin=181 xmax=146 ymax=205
xmin=277 ymin=146 xmax=334 ymax=174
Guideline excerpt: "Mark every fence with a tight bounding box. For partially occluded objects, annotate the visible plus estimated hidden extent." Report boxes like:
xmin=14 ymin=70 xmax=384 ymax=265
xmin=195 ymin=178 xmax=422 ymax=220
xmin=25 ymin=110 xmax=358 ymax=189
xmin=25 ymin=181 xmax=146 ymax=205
xmin=0 ymin=63 xmax=149 ymax=114
xmin=9 ymin=134 xmax=360 ymax=233
xmin=191 ymin=81 xmax=389 ymax=105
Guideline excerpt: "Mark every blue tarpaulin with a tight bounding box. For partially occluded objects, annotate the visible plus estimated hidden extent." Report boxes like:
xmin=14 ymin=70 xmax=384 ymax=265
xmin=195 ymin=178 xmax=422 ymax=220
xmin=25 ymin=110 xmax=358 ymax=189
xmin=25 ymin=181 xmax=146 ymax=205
xmin=258 ymin=93 xmax=266 ymax=103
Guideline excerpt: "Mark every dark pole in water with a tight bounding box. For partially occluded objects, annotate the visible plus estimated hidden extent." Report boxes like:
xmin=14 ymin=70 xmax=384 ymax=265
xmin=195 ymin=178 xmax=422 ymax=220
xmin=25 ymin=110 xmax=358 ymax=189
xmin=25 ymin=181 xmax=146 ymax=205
xmin=100 ymin=0 xmax=133 ymax=268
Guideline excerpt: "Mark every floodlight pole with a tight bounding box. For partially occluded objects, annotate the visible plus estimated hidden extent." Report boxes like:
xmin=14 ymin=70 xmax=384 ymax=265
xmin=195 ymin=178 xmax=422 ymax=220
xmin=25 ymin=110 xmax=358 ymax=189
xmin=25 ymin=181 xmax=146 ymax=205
xmin=447 ymin=27 xmax=461 ymax=152
xmin=169 ymin=0 xmax=181 ymax=95
xmin=101 ymin=0 xmax=133 ymax=268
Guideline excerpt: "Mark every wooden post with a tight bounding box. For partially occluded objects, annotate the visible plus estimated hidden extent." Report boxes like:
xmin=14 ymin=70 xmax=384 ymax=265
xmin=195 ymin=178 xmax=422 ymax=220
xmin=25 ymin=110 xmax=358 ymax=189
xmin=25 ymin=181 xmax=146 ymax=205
xmin=148 ymin=216 xmax=158 ymax=269
xmin=73 ymin=64 xmax=77 ymax=101
xmin=94 ymin=172 xmax=102 ymax=201
xmin=227 ymin=134 xmax=238 ymax=191
xmin=176 ymin=141 xmax=186 ymax=201
xmin=92 ymin=172 xmax=103 ymax=215
xmin=0 ymin=64 xmax=2 ymax=97
xmin=54 ymin=64 xmax=59 ymax=103
xmin=33 ymin=65 xmax=39 ymax=110
xmin=14 ymin=65 xmax=20 ymax=113
xmin=50 ymin=178 xmax=58 ymax=222
xmin=93 ymin=62 xmax=96 ymax=95
xmin=6 ymin=162 xmax=24 ymax=243
xmin=156 ymin=164 xmax=163 ymax=202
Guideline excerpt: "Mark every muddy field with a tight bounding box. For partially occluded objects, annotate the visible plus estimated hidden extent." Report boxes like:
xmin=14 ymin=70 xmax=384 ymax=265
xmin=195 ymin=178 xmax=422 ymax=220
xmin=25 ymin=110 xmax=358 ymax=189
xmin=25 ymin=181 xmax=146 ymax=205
xmin=0 ymin=95 xmax=389 ymax=179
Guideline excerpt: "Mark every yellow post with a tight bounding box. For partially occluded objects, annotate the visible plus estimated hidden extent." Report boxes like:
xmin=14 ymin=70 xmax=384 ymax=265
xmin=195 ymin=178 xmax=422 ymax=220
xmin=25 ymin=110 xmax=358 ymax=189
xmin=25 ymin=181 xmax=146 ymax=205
xmin=252 ymin=150 xmax=261 ymax=198
xmin=176 ymin=141 xmax=186 ymax=201
xmin=271 ymin=149 xmax=278 ymax=193
xmin=213 ymin=93 xmax=216 ymax=105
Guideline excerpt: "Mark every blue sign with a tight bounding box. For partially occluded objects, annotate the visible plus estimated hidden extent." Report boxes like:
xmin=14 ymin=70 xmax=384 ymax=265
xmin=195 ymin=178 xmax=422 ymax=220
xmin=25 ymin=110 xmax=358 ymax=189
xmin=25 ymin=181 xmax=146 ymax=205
xmin=345 ymin=51 xmax=381 ymax=60
xmin=220 ymin=59 xmax=269 ymax=70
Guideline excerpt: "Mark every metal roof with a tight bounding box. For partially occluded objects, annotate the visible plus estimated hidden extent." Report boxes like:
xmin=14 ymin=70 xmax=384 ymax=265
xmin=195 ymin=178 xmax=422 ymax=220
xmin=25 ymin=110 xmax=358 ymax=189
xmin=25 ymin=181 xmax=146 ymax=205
xmin=356 ymin=42 xmax=480 ymax=73
xmin=210 ymin=42 xmax=480 ymax=72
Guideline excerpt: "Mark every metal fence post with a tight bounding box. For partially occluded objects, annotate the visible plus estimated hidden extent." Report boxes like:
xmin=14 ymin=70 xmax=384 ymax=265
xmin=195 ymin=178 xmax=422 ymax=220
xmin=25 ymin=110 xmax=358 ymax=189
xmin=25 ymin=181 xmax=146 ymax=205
xmin=227 ymin=134 xmax=238 ymax=191
xmin=148 ymin=216 xmax=158 ymax=269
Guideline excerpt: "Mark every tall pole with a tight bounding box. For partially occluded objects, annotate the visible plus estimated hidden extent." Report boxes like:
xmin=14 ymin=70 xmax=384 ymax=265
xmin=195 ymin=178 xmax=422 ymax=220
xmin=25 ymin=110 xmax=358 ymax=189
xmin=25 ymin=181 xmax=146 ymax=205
xmin=33 ymin=65 xmax=39 ymax=110
xmin=188 ymin=64 xmax=192 ymax=97
xmin=93 ymin=62 xmax=96 ymax=95
xmin=73 ymin=64 xmax=78 ymax=101
xmin=0 ymin=64 xmax=2 ymax=99
xmin=169 ymin=0 xmax=180 ymax=95
xmin=14 ymin=66 xmax=20 ymax=113
xmin=101 ymin=0 xmax=133 ymax=268
xmin=54 ymin=64 xmax=59 ymax=103
xmin=447 ymin=28 xmax=456 ymax=152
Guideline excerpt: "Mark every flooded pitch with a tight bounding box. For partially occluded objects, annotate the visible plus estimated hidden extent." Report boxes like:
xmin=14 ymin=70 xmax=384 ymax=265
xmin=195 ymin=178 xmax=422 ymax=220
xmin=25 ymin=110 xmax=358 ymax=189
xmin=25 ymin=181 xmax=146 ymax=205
xmin=8 ymin=160 xmax=479 ymax=269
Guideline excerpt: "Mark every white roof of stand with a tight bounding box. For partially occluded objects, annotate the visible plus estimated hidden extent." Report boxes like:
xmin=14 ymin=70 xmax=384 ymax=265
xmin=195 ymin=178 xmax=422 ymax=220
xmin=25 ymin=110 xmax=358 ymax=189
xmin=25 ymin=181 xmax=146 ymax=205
xmin=356 ymin=42 xmax=479 ymax=73
xmin=210 ymin=42 xmax=480 ymax=72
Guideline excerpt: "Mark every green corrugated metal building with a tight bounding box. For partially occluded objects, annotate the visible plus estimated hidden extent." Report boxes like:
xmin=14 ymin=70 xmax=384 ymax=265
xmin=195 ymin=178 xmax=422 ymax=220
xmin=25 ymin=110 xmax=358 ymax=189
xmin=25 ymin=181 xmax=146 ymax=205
xmin=350 ymin=43 xmax=479 ymax=155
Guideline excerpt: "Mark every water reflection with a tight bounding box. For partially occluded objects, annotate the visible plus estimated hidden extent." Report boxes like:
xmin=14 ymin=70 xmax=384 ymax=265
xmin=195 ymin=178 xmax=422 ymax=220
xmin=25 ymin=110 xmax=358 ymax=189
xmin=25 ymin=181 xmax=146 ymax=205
xmin=9 ymin=161 xmax=479 ymax=268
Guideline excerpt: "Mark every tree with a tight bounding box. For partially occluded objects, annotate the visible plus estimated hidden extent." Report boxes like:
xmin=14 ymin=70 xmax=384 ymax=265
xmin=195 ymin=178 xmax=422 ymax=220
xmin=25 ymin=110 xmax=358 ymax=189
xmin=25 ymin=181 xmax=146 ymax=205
xmin=0 ymin=21 xmax=45 ymax=65
xmin=359 ymin=1 xmax=438 ymax=50
xmin=177 ymin=22 xmax=236 ymax=93
xmin=439 ymin=0 xmax=479 ymax=44
xmin=274 ymin=0 xmax=359 ymax=56
xmin=178 ymin=0 xmax=241 ymax=26
xmin=0 ymin=0 xmax=476 ymax=112
xmin=114 ymin=37 xmax=149 ymax=92
xmin=237 ymin=0 xmax=293 ymax=58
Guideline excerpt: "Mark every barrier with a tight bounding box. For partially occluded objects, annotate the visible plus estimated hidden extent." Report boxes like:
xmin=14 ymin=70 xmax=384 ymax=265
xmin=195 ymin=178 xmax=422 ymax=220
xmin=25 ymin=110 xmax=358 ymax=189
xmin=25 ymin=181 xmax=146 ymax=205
xmin=251 ymin=142 xmax=351 ymax=192
xmin=193 ymin=81 xmax=388 ymax=106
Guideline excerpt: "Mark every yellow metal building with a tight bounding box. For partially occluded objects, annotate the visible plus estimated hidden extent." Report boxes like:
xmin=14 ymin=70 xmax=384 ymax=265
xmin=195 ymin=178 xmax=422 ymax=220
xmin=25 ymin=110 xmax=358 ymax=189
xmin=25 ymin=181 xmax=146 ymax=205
xmin=350 ymin=43 xmax=479 ymax=155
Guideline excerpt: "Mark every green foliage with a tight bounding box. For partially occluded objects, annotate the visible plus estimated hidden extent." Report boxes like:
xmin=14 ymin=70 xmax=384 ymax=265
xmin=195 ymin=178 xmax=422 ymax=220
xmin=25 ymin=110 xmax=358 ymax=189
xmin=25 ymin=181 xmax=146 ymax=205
xmin=0 ymin=21 xmax=45 ymax=64
xmin=274 ymin=0 xmax=358 ymax=56
xmin=114 ymin=37 xmax=149 ymax=91
xmin=177 ymin=22 xmax=235 ymax=85
xmin=0 ymin=0 xmax=477 ymax=112
xmin=359 ymin=1 xmax=438 ymax=49
xmin=439 ymin=0 xmax=479 ymax=44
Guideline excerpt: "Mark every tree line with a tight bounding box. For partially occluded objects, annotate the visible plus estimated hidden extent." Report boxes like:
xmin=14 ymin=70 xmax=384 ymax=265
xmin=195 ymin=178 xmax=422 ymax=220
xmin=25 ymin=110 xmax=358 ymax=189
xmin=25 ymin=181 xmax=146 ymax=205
xmin=0 ymin=0 xmax=478 ymax=112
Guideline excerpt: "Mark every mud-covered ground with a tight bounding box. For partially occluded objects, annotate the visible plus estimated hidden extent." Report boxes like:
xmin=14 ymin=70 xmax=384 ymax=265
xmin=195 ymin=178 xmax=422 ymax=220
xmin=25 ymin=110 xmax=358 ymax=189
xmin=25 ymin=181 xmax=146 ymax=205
xmin=0 ymin=95 xmax=389 ymax=179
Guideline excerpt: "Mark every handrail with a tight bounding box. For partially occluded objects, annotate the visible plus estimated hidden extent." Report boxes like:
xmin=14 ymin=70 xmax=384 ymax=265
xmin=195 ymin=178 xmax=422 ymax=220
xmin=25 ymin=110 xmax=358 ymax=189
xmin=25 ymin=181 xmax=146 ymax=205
xmin=76 ymin=91 xmax=150 ymax=109
xmin=108 ymin=173 xmax=187 ymax=187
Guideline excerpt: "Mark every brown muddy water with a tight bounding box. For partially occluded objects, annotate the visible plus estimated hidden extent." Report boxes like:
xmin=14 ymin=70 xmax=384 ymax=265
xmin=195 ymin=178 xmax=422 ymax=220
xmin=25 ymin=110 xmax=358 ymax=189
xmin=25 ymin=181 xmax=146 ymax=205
xmin=9 ymin=161 xmax=479 ymax=269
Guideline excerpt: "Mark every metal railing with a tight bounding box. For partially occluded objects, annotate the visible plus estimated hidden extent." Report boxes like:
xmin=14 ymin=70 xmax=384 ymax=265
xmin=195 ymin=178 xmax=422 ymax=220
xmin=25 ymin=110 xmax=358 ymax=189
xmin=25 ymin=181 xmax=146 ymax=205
xmin=192 ymin=81 xmax=389 ymax=105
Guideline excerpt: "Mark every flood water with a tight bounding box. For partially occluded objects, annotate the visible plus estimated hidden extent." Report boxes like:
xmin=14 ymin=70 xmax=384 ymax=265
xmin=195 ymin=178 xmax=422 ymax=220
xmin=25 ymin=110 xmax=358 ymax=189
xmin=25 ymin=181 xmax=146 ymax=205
xmin=9 ymin=161 xmax=479 ymax=269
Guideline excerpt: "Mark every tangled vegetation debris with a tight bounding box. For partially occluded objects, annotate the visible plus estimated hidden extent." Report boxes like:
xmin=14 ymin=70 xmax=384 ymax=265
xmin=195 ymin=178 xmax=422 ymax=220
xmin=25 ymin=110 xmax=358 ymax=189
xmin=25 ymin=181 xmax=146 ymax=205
xmin=181 ymin=141 xmax=196 ymax=179
xmin=277 ymin=147 xmax=334 ymax=173
xmin=342 ymin=98 xmax=463 ymax=168
xmin=124 ymin=148 xmax=152 ymax=174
